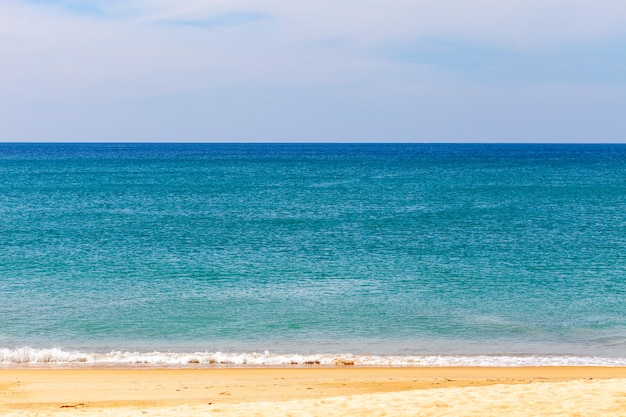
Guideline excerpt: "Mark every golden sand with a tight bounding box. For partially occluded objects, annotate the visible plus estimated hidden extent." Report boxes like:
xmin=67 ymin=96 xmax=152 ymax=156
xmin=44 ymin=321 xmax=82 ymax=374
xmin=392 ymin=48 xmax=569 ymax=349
xmin=2 ymin=367 xmax=626 ymax=416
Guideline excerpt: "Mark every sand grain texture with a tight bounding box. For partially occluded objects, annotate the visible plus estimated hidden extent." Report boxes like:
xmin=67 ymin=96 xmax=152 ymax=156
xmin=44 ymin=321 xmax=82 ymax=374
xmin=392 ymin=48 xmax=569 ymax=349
xmin=2 ymin=368 xmax=626 ymax=416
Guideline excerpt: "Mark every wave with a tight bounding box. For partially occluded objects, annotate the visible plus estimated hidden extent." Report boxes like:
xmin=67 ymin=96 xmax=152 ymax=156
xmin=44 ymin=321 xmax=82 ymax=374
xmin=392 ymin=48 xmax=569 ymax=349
xmin=3 ymin=347 xmax=626 ymax=367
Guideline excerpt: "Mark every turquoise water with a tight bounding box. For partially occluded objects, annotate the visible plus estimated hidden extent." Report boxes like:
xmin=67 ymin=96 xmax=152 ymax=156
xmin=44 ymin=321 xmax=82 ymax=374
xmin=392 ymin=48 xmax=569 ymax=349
xmin=1 ymin=143 xmax=625 ymax=366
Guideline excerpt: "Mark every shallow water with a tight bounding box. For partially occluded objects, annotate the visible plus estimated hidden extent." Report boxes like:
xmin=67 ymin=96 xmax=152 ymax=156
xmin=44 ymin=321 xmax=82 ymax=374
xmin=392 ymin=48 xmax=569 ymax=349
xmin=1 ymin=143 xmax=625 ymax=365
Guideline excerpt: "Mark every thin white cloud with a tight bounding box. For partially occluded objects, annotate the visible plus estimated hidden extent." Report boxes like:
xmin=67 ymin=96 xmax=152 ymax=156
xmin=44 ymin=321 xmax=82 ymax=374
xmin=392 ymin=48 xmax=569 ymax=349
xmin=9 ymin=0 xmax=626 ymax=42
xmin=1 ymin=0 xmax=626 ymax=141
xmin=126 ymin=0 xmax=626 ymax=45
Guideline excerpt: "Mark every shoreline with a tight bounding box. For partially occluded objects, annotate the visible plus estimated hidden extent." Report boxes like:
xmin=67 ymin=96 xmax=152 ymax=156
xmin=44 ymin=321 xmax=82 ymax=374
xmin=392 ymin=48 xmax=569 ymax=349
xmin=3 ymin=367 xmax=626 ymax=416
xmin=4 ymin=347 xmax=626 ymax=367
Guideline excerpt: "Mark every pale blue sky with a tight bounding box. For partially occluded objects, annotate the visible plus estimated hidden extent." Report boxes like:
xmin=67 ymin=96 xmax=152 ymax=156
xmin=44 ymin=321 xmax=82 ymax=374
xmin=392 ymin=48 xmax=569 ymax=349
xmin=1 ymin=0 xmax=625 ymax=142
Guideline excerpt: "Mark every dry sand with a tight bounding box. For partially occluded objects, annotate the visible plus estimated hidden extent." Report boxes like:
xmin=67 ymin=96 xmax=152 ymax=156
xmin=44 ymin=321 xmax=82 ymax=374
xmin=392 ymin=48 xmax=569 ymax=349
xmin=2 ymin=367 xmax=626 ymax=416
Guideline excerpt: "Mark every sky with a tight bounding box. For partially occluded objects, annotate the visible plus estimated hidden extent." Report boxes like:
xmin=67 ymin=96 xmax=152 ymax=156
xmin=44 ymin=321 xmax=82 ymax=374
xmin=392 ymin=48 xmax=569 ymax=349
xmin=1 ymin=0 xmax=625 ymax=142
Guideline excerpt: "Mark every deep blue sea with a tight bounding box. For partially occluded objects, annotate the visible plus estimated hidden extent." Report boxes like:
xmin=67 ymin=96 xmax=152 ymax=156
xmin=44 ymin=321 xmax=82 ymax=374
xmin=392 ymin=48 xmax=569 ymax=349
xmin=1 ymin=143 xmax=625 ymax=366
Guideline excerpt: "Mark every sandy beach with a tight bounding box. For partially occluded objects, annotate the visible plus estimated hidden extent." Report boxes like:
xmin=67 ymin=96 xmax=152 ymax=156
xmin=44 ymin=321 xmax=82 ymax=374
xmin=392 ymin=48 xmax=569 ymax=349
xmin=2 ymin=367 xmax=626 ymax=416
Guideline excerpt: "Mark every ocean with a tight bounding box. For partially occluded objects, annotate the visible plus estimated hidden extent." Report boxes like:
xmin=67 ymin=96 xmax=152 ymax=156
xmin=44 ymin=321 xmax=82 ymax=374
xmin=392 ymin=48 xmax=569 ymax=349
xmin=1 ymin=143 xmax=625 ymax=367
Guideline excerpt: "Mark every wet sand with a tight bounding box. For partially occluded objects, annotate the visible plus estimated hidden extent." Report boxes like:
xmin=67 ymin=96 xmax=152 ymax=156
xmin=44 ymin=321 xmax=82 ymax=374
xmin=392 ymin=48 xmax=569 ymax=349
xmin=2 ymin=367 xmax=626 ymax=416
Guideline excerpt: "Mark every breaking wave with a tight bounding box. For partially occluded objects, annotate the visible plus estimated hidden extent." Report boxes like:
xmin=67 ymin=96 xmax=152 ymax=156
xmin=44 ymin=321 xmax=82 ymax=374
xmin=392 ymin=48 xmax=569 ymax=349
xmin=3 ymin=347 xmax=626 ymax=367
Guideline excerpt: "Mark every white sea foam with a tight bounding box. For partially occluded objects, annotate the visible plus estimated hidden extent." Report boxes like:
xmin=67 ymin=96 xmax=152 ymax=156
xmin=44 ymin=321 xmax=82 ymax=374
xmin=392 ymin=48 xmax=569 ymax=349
xmin=2 ymin=347 xmax=626 ymax=367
